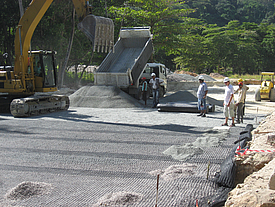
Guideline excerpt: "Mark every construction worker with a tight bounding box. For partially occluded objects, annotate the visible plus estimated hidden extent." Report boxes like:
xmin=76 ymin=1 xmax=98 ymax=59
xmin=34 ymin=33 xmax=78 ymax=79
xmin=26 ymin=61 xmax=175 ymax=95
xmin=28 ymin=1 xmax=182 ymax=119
xmin=222 ymin=77 xmax=235 ymax=127
xmin=149 ymin=73 xmax=164 ymax=108
xmin=234 ymin=78 xmax=249 ymax=115
xmin=235 ymin=82 xmax=245 ymax=124
xmin=197 ymin=75 xmax=208 ymax=117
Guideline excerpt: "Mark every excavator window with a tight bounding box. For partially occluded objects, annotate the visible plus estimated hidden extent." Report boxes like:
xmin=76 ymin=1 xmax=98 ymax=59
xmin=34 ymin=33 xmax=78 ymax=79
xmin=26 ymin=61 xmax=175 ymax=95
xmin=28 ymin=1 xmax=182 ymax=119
xmin=33 ymin=55 xmax=42 ymax=77
xmin=42 ymin=54 xmax=56 ymax=87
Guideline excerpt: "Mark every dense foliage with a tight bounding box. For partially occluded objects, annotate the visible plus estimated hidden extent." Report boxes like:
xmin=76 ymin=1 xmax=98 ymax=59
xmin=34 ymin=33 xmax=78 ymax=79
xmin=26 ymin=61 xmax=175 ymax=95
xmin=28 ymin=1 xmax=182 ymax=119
xmin=1 ymin=0 xmax=275 ymax=86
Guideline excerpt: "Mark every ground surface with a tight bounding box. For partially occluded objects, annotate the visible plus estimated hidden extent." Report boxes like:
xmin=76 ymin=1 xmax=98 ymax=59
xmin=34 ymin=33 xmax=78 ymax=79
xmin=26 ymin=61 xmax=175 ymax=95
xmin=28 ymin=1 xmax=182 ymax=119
xmin=0 ymin=81 xmax=274 ymax=207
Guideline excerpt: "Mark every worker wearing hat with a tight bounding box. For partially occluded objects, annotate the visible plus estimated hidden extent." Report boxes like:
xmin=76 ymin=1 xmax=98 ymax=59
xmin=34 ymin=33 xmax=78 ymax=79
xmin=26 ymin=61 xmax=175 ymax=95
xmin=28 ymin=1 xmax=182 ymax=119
xmin=197 ymin=75 xmax=208 ymax=117
xmin=149 ymin=73 xmax=164 ymax=108
xmin=222 ymin=77 xmax=235 ymax=127
xmin=235 ymin=82 xmax=245 ymax=124
xmin=235 ymin=78 xmax=249 ymax=115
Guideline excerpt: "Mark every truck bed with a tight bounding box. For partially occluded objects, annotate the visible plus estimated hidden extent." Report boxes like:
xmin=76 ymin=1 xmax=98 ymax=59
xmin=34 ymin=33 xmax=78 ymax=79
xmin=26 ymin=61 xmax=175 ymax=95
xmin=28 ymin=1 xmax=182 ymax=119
xmin=95 ymin=27 xmax=153 ymax=90
xmin=105 ymin=47 xmax=144 ymax=73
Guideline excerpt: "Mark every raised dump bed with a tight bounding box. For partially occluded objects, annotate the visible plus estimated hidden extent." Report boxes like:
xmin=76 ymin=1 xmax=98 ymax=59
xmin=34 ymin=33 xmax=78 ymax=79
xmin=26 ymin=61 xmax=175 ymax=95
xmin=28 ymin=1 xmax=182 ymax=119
xmin=94 ymin=27 xmax=153 ymax=98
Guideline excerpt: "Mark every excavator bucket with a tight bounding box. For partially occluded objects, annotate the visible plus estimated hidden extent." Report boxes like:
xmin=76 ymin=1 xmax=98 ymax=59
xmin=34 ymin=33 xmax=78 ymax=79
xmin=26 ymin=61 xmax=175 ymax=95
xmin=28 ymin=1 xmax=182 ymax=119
xmin=78 ymin=15 xmax=114 ymax=53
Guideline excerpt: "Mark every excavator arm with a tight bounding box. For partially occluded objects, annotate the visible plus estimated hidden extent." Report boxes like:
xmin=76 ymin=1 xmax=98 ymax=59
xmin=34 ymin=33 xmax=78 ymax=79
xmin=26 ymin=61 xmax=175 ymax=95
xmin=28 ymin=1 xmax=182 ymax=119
xmin=14 ymin=0 xmax=114 ymax=77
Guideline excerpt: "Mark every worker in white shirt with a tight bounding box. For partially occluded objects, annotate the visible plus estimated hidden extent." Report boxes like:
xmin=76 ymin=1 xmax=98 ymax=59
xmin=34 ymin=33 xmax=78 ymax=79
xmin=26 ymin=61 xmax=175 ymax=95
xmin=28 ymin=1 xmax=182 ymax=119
xmin=149 ymin=73 xmax=164 ymax=108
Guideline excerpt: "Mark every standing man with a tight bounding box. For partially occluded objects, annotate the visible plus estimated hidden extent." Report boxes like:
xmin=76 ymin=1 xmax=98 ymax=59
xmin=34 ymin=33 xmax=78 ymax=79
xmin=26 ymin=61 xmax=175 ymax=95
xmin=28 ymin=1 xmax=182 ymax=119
xmin=236 ymin=78 xmax=249 ymax=115
xmin=149 ymin=73 xmax=164 ymax=108
xmin=235 ymin=82 xmax=245 ymax=124
xmin=222 ymin=77 xmax=235 ymax=127
xmin=141 ymin=77 xmax=148 ymax=106
xmin=197 ymin=75 xmax=208 ymax=117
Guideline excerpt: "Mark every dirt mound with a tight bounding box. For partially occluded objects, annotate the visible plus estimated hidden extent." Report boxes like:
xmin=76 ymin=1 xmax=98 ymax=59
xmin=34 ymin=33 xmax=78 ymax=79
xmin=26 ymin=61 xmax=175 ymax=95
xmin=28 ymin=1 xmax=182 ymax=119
xmin=210 ymin=73 xmax=225 ymax=79
xmin=5 ymin=181 xmax=52 ymax=200
xmin=93 ymin=191 xmax=143 ymax=207
xmin=149 ymin=164 xmax=197 ymax=181
xmin=175 ymin=70 xmax=198 ymax=77
xmin=69 ymin=86 xmax=144 ymax=108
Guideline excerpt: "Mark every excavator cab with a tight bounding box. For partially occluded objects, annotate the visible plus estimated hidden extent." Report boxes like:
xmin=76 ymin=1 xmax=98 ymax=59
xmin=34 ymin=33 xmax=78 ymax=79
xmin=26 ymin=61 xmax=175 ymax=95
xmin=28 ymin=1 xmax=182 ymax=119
xmin=31 ymin=51 xmax=57 ymax=92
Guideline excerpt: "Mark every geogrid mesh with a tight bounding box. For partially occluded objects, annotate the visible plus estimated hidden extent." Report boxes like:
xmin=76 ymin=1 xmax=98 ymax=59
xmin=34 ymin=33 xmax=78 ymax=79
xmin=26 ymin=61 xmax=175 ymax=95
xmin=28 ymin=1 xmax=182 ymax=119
xmin=0 ymin=113 xmax=256 ymax=207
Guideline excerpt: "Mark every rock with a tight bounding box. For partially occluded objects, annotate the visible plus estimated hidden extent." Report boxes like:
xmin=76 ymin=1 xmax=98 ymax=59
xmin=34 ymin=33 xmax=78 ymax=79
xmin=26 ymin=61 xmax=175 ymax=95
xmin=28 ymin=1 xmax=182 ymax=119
xmin=267 ymin=133 xmax=275 ymax=146
xmin=269 ymin=168 xmax=275 ymax=190
xmin=225 ymin=111 xmax=275 ymax=206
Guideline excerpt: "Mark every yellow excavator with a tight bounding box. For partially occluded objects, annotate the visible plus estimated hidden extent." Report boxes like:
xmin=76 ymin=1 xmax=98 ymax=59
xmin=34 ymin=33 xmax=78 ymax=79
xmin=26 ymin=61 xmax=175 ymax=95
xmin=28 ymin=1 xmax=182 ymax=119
xmin=0 ymin=0 xmax=114 ymax=117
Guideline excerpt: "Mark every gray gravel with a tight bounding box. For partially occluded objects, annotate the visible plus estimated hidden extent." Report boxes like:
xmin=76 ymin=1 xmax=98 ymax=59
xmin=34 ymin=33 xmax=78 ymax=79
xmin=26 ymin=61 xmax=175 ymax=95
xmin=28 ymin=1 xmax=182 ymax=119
xmin=0 ymin=84 xmax=266 ymax=206
xmin=0 ymin=104 xmax=263 ymax=206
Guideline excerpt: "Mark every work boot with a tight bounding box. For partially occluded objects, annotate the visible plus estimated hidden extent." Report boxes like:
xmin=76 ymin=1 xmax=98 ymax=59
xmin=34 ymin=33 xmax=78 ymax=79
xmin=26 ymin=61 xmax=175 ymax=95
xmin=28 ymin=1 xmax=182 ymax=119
xmin=201 ymin=114 xmax=206 ymax=117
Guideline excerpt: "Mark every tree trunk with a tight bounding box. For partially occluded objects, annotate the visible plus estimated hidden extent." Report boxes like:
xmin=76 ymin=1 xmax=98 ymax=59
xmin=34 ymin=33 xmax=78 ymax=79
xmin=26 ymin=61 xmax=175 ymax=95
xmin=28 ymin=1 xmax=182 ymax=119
xmin=78 ymin=51 xmax=94 ymax=85
xmin=75 ymin=64 xmax=78 ymax=82
xmin=58 ymin=8 xmax=75 ymax=89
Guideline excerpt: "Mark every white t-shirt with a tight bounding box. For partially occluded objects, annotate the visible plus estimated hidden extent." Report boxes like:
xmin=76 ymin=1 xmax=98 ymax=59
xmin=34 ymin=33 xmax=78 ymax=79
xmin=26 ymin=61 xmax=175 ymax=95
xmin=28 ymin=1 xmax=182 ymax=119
xmin=197 ymin=82 xmax=208 ymax=99
xmin=224 ymin=84 xmax=234 ymax=105
xmin=149 ymin=78 xmax=164 ymax=89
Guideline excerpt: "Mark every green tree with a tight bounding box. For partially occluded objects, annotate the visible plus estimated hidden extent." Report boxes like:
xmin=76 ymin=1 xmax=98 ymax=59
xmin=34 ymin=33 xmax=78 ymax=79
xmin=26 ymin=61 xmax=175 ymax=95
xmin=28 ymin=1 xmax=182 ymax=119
xmin=260 ymin=24 xmax=275 ymax=71
xmin=108 ymin=0 xmax=193 ymax=69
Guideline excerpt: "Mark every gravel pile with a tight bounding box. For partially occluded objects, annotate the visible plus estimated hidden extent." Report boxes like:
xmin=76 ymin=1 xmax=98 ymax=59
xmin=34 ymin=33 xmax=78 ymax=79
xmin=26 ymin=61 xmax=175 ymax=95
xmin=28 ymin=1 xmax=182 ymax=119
xmin=167 ymin=73 xmax=197 ymax=82
xmin=167 ymin=73 xmax=217 ymax=82
xmin=162 ymin=90 xmax=198 ymax=102
xmin=93 ymin=191 xmax=143 ymax=207
xmin=5 ymin=182 xmax=52 ymax=200
xmin=149 ymin=164 xmax=197 ymax=181
xmin=69 ymin=86 xmax=144 ymax=108
xmin=195 ymin=74 xmax=217 ymax=82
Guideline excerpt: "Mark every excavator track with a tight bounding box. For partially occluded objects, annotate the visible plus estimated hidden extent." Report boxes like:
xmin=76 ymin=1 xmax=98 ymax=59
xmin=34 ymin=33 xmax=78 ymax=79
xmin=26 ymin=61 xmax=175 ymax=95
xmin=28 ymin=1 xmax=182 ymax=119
xmin=10 ymin=95 xmax=70 ymax=117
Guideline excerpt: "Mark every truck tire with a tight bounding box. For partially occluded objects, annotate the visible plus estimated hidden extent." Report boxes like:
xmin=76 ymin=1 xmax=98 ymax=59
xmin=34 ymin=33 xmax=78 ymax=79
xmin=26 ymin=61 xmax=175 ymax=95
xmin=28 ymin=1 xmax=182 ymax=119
xmin=270 ymin=88 xmax=275 ymax=102
xmin=255 ymin=87 xmax=261 ymax=101
xmin=208 ymin=104 xmax=215 ymax=112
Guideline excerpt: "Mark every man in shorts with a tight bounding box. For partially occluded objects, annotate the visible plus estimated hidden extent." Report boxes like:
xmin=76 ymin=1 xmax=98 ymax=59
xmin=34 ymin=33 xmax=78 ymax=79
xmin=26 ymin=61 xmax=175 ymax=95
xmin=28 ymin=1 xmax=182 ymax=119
xmin=222 ymin=77 xmax=235 ymax=127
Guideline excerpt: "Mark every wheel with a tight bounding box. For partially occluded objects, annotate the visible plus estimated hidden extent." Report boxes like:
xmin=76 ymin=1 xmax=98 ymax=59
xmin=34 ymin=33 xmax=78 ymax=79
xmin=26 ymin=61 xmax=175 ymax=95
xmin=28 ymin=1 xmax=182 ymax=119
xmin=208 ymin=104 xmax=215 ymax=112
xmin=270 ymin=88 xmax=275 ymax=102
xmin=255 ymin=87 xmax=261 ymax=101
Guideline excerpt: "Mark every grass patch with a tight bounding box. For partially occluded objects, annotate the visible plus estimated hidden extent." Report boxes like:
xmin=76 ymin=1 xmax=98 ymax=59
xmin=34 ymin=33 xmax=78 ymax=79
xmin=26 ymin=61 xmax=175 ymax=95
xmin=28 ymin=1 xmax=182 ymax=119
xmin=228 ymin=74 xmax=261 ymax=81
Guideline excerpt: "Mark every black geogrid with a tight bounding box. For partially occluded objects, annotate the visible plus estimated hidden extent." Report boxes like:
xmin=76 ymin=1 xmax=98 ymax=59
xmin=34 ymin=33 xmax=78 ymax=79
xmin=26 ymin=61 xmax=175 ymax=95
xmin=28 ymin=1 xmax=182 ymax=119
xmin=0 ymin=126 xmax=245 ymax=207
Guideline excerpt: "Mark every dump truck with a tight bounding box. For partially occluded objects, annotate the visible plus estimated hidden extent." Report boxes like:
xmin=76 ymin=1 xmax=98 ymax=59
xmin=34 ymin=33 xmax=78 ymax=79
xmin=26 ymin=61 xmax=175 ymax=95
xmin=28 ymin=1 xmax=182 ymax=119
xmin=94 ymin=27 xmax=154 ymax=99
xmin=255 ymin=72 xmax=275 ymax=102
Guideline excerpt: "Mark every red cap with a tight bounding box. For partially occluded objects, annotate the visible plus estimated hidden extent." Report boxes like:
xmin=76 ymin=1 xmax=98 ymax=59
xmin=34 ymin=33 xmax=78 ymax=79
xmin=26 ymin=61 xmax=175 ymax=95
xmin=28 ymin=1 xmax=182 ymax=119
xmin=238 ymin=82 xmax=243 ymax=86
xmin=142 ymin=77 xmax=146 ymax=80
